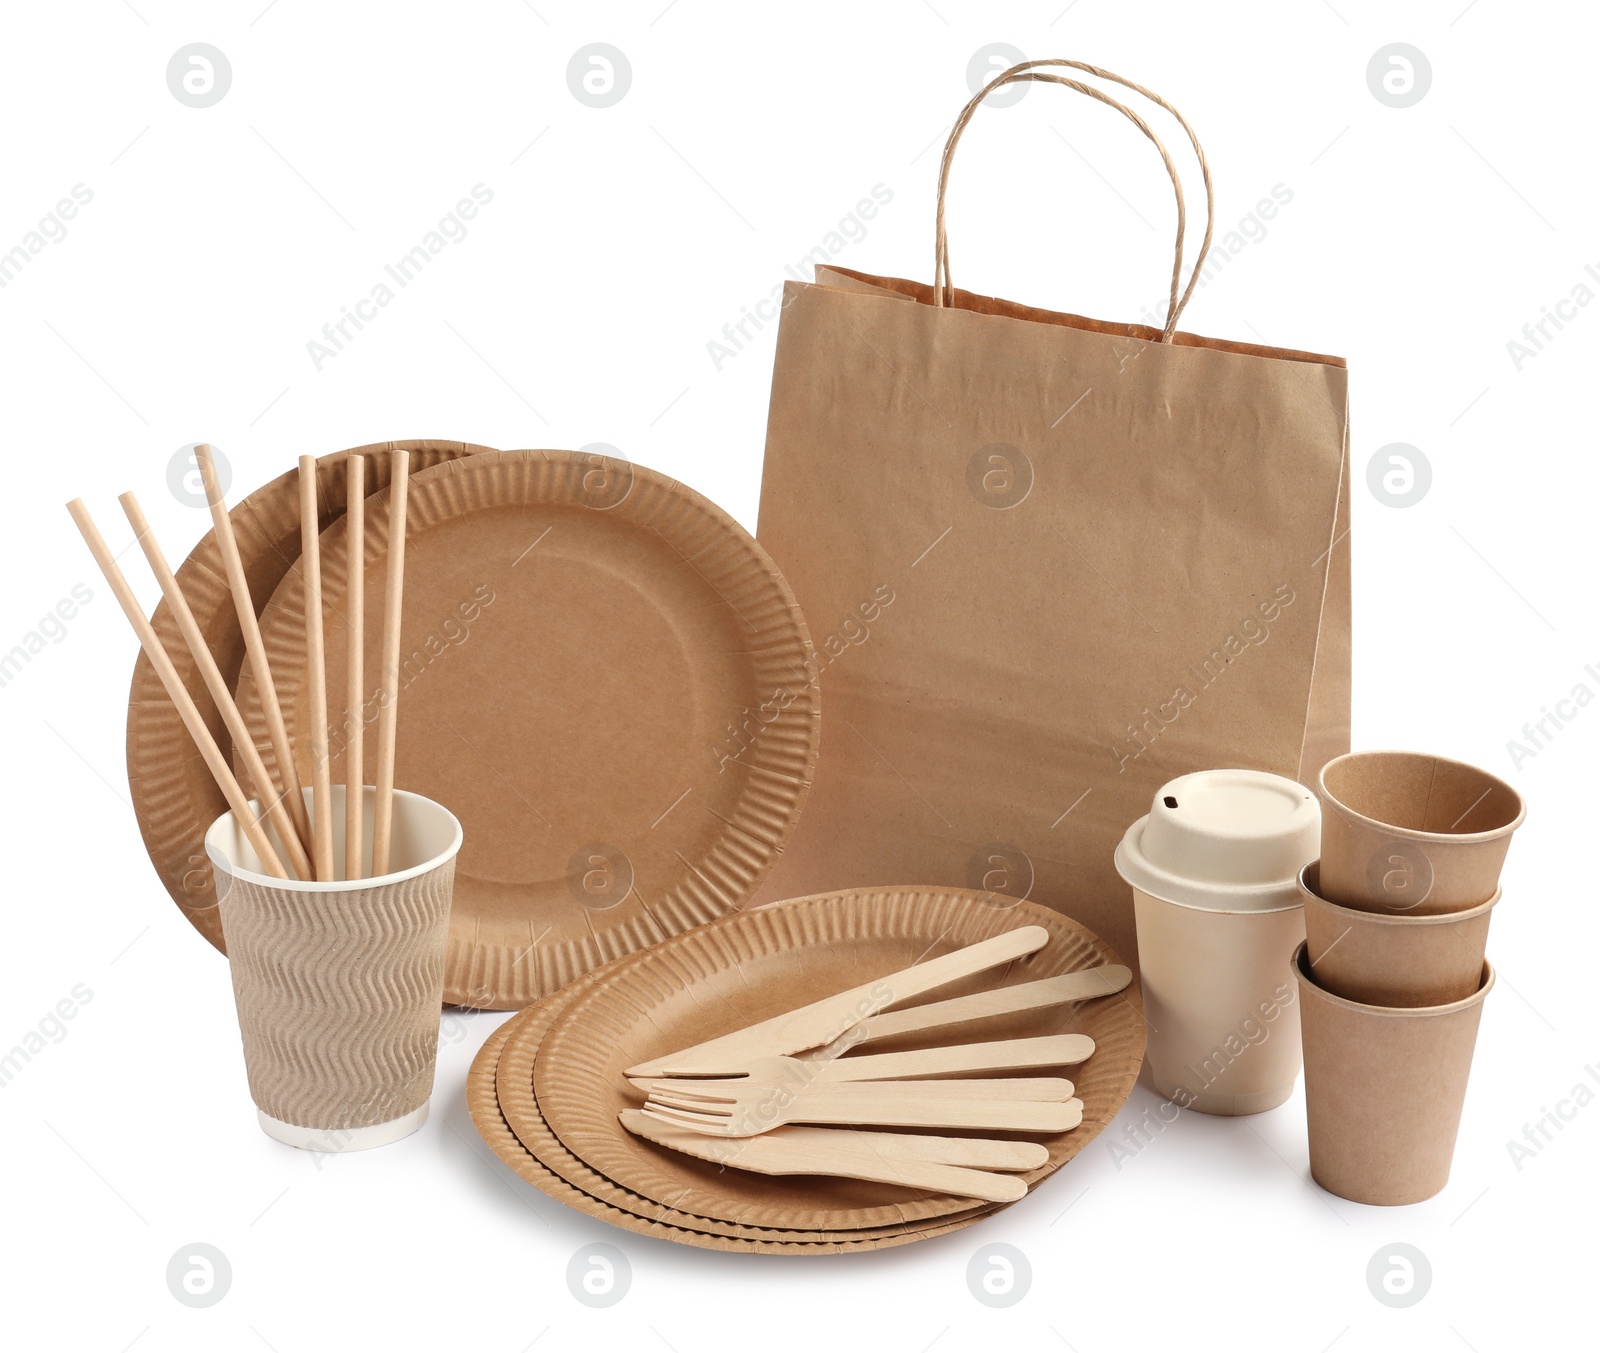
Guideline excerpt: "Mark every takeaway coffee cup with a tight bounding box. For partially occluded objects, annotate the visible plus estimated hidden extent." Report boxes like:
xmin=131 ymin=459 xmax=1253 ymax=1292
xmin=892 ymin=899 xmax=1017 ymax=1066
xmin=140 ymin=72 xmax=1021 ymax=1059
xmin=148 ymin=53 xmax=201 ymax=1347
xmin=206 ymin=785 xmax=461 ymax=1151
xmin=1115 ymin=769 xmax=1320 ymax=1115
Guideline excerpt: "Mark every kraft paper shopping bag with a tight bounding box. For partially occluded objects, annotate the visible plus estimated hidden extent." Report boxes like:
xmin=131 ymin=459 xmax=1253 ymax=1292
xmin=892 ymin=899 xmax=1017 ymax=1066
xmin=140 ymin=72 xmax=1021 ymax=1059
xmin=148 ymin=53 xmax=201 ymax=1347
xmin=753 ymin=60 xmax=1351 ymax=968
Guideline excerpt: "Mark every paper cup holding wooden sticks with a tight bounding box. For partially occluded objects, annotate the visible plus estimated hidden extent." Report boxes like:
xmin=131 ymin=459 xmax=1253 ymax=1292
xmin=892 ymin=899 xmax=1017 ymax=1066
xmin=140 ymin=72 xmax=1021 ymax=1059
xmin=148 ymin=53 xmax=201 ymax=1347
xmin=1293 ymin=941 xmax=1493 ymax=1206
xmin=206 ymin=785 xmax=461 ymax=1150
xmin=1301 ymin=862 xmax=1498 ymax=1008
xmin=1316 ymin=751 xmax=1525 ymax=915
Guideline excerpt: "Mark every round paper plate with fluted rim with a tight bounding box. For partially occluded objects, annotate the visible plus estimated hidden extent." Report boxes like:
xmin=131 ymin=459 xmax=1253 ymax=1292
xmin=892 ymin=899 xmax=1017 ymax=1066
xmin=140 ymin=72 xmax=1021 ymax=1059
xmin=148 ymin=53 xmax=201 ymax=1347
xmin=126 ymin=439 xmax=491 ymax=952
xmin=237 ymin=449 xmax=821 ymax=1009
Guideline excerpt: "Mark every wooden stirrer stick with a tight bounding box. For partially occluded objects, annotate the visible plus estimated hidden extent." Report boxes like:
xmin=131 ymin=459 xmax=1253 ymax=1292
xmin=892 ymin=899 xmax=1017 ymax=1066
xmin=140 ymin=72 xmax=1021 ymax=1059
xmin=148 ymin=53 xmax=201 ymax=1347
xmin=344 ymin=454 xmax=366 ymax=879
xmin=195 ymin=445 xmax=316 ymax=868
xmin=67 ymin=498 xmax=288 ymax=878
xmin=370 ymin=449 xmax=410 ymax=875
xmin=119 ymin=491 xmax=314 ymax=882
xmin=298 ymin=457 xmax=335 ymax=881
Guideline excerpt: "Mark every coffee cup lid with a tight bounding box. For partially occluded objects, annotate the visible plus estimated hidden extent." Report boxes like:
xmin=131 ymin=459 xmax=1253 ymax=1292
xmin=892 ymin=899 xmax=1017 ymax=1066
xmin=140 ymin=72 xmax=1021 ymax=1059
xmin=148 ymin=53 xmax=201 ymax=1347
xmin=1114 ymin=768 xmax=1320 ymax=913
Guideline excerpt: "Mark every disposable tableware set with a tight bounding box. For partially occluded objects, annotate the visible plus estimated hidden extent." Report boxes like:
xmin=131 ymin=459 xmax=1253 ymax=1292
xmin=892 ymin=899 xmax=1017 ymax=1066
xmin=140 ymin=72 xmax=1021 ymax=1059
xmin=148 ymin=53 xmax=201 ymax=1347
xmin=64 ymin=58 xmax=1528 ymax=1247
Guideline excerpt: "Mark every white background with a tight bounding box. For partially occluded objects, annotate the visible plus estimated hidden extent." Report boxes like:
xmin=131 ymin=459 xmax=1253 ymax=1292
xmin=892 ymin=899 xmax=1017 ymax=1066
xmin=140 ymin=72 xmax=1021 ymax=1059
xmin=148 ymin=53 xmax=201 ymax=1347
xmin=2 ymin=1 xmax=1595 ymax=1349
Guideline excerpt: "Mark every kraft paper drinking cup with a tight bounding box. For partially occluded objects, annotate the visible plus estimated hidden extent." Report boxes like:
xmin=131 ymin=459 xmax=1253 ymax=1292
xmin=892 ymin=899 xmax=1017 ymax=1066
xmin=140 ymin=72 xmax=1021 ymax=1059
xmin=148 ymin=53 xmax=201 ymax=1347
xmin=1316 ymin=751 xmax=1524 ymax=915
xmin=205 ymin=785 xmax=461 ymax=1151
xmin=1301 ymin=862 xmax=1498 ymax=1008
xmin=1115 ymin=770 xmax=1320 ymax=1116
xmin=1293 ymin=941 xmax=1493 ymax=1206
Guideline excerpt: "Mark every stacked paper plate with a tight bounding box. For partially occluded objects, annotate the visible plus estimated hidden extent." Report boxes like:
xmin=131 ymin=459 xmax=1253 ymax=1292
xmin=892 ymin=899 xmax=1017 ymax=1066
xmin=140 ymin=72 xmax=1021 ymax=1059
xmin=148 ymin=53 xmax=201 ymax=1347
xmin=468 ymin=887 xmax=1145 ymax=1253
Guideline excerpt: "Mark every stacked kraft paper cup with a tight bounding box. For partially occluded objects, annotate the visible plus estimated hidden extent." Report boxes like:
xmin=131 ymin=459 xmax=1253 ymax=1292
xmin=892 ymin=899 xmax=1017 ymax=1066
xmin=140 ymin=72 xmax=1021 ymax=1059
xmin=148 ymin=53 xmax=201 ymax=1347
xmin=1298 ymin=752 xmax=1526 ymax=1205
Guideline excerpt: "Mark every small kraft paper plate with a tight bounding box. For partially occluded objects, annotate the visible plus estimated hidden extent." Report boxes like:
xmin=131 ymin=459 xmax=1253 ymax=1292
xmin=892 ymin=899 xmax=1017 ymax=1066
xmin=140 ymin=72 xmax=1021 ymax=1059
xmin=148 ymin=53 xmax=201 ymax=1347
xmin=531 ymin=887 xmax=1145 ymax=1232
xmin=127 ymin=439 xmax=490 ymax=952
xmin=237 ymin=449 xmax=821 ymax=1008
xmin=481 ymin=983 xmax=991 ymax=1244
xmin=467 ymin=1016 xmax=997 ymax=1254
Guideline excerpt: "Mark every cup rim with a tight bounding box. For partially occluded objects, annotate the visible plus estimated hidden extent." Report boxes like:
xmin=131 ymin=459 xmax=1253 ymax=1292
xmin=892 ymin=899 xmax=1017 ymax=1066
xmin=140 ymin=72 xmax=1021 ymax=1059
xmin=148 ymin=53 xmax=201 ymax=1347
xmin=205 ymin=786 xmax=463 ymax=892
xmin=1316 ymin=749 xmax=1526 ymax=844
xmin=1298 ymin=861 xmax=1501 ymax=926
xmin=1291 ymin=940 xmax=1496 ymax=1016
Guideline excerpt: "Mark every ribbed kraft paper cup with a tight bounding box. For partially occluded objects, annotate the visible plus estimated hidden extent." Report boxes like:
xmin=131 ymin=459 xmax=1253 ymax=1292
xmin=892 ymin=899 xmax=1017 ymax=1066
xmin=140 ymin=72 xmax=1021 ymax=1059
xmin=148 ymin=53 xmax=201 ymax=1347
xmin=1301 ymin=862 xmax=1498 ymax=1008
xmin=1293 ymin=941 xmax=1493 ymax=1206
xmin=1316 ymin=751 xmax=1524 ymax=915
xmin=206 ymin=785 xmax=461 ymax=1150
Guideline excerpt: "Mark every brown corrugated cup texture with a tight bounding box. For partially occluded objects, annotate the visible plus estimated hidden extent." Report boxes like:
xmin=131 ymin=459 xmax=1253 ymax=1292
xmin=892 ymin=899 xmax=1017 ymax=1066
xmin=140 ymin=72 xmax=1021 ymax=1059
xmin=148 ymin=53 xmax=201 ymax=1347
xmin=217 ymin=860 xmax=454 ymax=1130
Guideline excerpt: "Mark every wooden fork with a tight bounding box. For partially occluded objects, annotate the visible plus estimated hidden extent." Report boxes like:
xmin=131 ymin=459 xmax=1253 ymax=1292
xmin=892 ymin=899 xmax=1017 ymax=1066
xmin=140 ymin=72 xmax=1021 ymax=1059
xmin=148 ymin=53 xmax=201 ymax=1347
xmin=642 ymin=1090 xmax=1085 ymax=1138
xmin=630 ymin=1034 xmax=1095 ymax=1094
xmin=635 ymin=1075 xmax=1077 ymax=1103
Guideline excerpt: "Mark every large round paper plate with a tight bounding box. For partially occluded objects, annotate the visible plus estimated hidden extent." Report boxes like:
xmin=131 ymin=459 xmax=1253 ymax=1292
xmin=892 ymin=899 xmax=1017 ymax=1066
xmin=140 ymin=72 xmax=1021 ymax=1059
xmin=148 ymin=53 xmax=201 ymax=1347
xmin=533 ymin=888 xmax=1145 ymax=1231
xmin=466 ymin=1017 xmax=990 ymax=1255
xmin=126 ymin=439 xmax=490 ymax=952
xmin=483 ymin=975 xmax=990 ymax=1244
xmin=239 ymin=450 xmax=820 ymax=1008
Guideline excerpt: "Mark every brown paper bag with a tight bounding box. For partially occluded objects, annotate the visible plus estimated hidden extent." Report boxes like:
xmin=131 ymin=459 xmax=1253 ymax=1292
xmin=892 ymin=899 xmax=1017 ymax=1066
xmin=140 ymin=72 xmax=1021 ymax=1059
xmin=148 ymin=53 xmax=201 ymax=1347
xmin=753 ymin=61 xmax=1351 ymax=968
